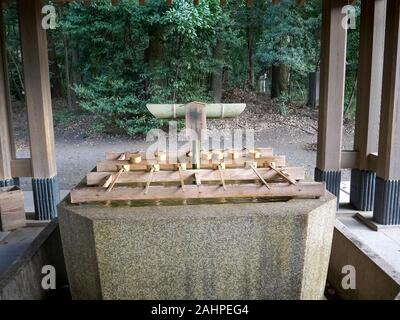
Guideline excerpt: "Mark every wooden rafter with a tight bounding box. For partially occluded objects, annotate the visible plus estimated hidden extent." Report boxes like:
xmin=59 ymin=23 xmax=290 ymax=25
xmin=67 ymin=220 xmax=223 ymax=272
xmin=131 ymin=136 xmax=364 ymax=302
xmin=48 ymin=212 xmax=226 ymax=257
xmin=48 ymin=0 xmax=308 ymax=8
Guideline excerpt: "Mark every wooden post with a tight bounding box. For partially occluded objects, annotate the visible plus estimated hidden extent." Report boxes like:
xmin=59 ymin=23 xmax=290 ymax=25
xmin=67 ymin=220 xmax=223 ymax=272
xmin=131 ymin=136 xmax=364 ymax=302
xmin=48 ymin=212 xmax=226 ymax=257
xmin=350 ymin=0 xmax=386 ymax=211
xmin=185 ymin=102 xmax=206 ymax=169
xmin=374 ymin=0 xmax=400 ymax=225
xmin=18 ymin=0 xmax=59 ymax=220
xmin=315 ymin=0 xmax=348 ymax=202
xmin=0 ymin=9 xmax=13 ymax=187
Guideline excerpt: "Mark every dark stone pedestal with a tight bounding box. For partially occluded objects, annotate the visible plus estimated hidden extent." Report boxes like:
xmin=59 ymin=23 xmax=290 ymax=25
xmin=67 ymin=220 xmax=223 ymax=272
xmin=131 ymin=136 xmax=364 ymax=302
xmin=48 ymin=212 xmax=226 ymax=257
xmin=374 ymin=177 xmax=400 ymax=225
xmin=32 ymin=176 xmax=60 ymax=220
xmin=350 ymin=169 xmax=376 ymax=211
xmin=0 ymin=179 xmax=16 ymax=187
xmin=315 ymin=168 xmax=341 ymax=206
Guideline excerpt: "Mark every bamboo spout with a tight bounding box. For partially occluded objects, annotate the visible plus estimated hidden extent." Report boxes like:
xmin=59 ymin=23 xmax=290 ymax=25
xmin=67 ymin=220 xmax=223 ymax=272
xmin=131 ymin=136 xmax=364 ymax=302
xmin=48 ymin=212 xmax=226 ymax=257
xmin=146 ymin=103 xmax=246 ymax=119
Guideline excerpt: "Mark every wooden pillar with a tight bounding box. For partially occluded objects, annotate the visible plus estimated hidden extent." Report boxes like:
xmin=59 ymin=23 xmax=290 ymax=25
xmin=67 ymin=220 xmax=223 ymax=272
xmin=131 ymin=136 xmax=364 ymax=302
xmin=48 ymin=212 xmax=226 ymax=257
xmin=315 ymin=0 xmax=348 ymax=202
xmin=0 ymin=8 xmax=14 ymax=187
xmin=350 ymin=0 xmax=386 ymax=211
xmin=374 ymin=0 xmax=400 ymax=225
xmin=18 ymin=0 xmax=59 ymax=219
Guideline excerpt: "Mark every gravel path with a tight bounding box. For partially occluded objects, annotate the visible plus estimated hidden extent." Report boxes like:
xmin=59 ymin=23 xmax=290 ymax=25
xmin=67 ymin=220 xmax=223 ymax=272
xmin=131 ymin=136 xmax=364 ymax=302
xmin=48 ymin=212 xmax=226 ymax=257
xmin=16 ymin=127 xmax=353 ymax=191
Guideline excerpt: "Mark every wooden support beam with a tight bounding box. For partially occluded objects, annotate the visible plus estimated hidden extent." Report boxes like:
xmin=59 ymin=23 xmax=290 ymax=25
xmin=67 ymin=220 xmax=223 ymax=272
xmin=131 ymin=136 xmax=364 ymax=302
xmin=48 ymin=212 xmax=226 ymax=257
xmin=96 ymin=155 xmax=286 ymax=172
xmin=373 ymin=0 xmax=400 ymax=224
xmin=376 ymin=0 xmax=400 ymax=180
xmin=339 ymin=151 xmax=380 ymax=171
xmin=10 ymin=158 xmax=33 ymax=178
xmin=106 ymin=148 xmax=274 ymax=161
xmin=70 ymin=182 xmax=326 ymax=204
xmin=341 ymin=151 xmax=359 ymax=169
xmin=18 ymin=0 xmax=57 ymax=179
xmin=316 ymin=0 xmax=348 ymax=171
xmin=0 ymin=10 xmax=12 ymax=181
xmin=354 ymin=0 xmax=386 ymax=170
xmin=86 ymin=167 xmax=305 ymax=186
xmin=367 ymin=153 xmax=378 ymax=173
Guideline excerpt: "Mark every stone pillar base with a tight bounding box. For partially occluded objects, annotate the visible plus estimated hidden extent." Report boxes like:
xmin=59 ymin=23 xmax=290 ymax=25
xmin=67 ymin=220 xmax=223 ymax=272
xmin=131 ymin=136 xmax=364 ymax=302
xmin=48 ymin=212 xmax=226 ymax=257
xmin=374 ymin=177 xmax=400 ymax=225
xmin=350 ymin=169 xmax=376 ymax=211
xmin=13 ymin=178 xmax=20 ymax=187
xmin=315 ymin=168 xmax=341 ymax=206
xmin=0 ymin=179 xmax=16 ymax=187
xmin=32 ymin=176 xmax=60 ymax=220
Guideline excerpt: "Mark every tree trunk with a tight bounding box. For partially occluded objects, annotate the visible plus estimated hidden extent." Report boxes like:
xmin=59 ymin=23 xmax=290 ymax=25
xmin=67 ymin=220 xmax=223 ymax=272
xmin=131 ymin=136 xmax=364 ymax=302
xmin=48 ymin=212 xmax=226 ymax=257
xmin=70 ymin=45 xmax=80 ymax=110
xmin=62 ymin=33 xmax=73 ymax=110
xmin=247 ymin=27 xmax=255 ymax=89
xmin=271 ymin=64 xmax=289 ymax=99
xmin=145 ymin=26 xmax=164 ymax=97
xmin=48 ymin=33 xmax=63 ymax=98
xmin=211 ymin=39 xmax=224 ymax=102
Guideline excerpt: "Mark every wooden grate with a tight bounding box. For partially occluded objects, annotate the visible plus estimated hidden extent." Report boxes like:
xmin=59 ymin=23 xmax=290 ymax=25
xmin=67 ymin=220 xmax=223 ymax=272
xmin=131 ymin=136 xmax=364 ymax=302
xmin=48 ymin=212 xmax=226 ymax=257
xmin=70 ymin=147 xmax=326 ymax=204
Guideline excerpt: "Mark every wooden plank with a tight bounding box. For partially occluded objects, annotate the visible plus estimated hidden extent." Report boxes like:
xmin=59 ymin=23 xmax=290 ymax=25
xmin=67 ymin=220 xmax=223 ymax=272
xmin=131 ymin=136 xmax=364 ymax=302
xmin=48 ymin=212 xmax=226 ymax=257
xmin=106 ymin=151 xmax=191 ymax=162
xmin=86 ymin=167 xmax=305 ymax=185
xmin=367 ymin=153 xmax=378 ymax=172
xmin=0 ymin=10 xmax=12 ymax=180
xmin=341 ymin=151 xmax=359 ymax=169
xmin=106 ymin=149 xmax=274 ymax=161
xmin=0 ymin=186 xmax=26 ymax=231
xmin=316 ymin=0 xmax=348 ymax=171
xmin=10 ymin=158 xmax=33 ymax=178
xmin=18 ymin=0 xmax=57 ymax=179
xmin=70 ymin=182 xmax=326 ymax=204
xmin=377 ymin=0 xmax=400 ymax=180
xmin=96 ymin=156 xmax=286 ymax=172
xmin=185 ymin=102 xmax=206 ymax=140
xmin=354 ymin=0 xmax=386 ymax=171
xmin=106 ymin=151 xmax=146 ymax=161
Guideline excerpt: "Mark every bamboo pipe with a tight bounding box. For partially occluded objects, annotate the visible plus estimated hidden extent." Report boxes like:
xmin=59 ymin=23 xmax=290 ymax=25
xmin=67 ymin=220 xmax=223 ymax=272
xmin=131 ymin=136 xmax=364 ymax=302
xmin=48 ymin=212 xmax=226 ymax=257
xmin=146 ymin=103 xmax=246 ymax=119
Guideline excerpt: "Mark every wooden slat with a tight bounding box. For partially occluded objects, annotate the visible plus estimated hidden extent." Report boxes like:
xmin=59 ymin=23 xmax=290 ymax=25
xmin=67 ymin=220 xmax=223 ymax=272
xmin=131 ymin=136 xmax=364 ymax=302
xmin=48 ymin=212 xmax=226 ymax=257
xmin=87 ymin=167 xmax=305 ymax=185
xmin=96 ymin=156 xmax=286 ymax=172
xmin=18 ymin=0 xmax=57 ymax=179
xmin=70 ymin=182 xmax=326 ymax=204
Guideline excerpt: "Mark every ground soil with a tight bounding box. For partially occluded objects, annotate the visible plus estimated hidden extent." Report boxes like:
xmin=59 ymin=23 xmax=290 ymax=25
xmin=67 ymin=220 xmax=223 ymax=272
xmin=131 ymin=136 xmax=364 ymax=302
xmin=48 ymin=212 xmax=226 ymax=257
xmin=11 ymin=90 xmax=355 ymax=191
